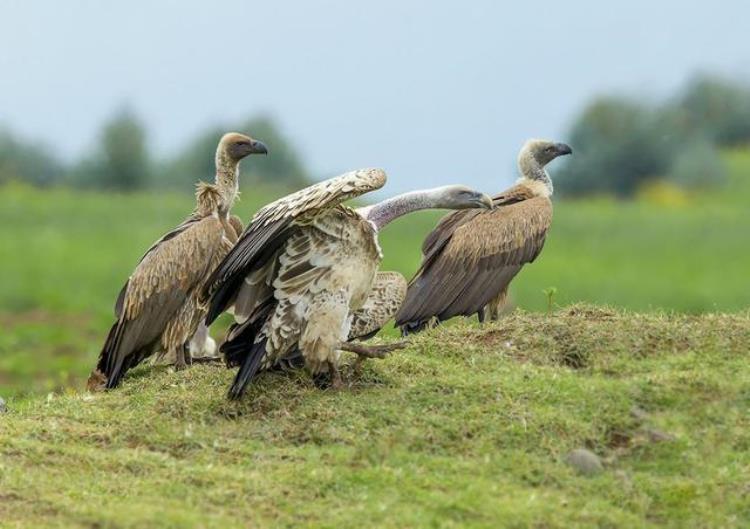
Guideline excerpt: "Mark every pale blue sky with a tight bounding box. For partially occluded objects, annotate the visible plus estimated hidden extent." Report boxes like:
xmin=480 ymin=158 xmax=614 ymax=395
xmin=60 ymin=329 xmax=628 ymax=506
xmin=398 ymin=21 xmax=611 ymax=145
xmin=1 ymin=0 xmax=748 ymax=193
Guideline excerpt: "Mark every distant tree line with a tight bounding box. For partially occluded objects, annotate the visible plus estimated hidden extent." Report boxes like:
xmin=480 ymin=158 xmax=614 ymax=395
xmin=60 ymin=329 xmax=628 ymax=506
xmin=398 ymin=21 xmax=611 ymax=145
xmin=557 ymin=74 xmax=750 ymax=197
xmin=0 ymin=109 xmax=309 ymax=191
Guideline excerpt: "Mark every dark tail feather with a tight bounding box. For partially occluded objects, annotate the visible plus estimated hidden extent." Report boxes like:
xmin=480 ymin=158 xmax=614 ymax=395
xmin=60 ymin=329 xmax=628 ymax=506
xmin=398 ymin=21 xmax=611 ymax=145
xmin=97 ymin=322 xmax=128 ymax=389
xmin=98 ymin=320 xmax=151 ymax=390
xmin=227 ymin=338 xmax=267 ymax=400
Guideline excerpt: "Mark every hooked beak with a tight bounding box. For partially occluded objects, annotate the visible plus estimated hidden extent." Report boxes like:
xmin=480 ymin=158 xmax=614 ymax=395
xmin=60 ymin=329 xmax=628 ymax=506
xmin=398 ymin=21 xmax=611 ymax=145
xmin=555 ymin=143 xmax=573 ymax=156
xmin=250 ymin=139 xmax=268 ymax=155
xmin=475 ymin=192 xmax=494 ymax=209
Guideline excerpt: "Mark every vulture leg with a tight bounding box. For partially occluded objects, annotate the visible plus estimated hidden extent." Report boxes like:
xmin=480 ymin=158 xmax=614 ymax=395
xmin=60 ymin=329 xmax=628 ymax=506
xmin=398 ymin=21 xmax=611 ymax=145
xmin=477 ymin=308 xmax=486 ymax=324
xmin=174 ymin=344 xmax=190 ymax=371
xmin=341 ymin=341 xmax=408 ymax=359
xmin=486 ymin=287 xmax=509 ymax=322
xmin=328 ymin=360 xmax=343 ymax=390
xmin=344 ymin=341 xmax=407 ymax=376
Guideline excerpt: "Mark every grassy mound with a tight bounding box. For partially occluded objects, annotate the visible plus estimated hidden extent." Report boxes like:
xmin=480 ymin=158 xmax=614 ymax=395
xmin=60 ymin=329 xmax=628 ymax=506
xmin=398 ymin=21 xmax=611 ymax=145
xmin=1 ymin=305 xmax=749 ymax=528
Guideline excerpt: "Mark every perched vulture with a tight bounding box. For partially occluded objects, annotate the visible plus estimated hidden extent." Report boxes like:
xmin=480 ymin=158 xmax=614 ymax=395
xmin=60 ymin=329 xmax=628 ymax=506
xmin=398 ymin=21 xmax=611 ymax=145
xmin=396 ymin=139 xmax=572 ymax=334
xmin=202 ymin=169 xmax=492 ymax=399
xmin=87 ymin=133 xmax=267 ymax=390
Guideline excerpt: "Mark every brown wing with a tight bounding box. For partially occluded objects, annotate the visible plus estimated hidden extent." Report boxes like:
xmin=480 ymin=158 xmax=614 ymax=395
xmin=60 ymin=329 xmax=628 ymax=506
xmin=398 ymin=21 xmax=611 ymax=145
xmin=203 ymin=168 xmax=386 ymax=323
xmin=420 ymin=184 xmax=537 ymax=257
xmin=97 ymin=216 xmax=225 ymax=388
xmin=396 ymin=189 xmax=551 ymax=331
xmin=114 ymin=215 xmax=201 ymax=318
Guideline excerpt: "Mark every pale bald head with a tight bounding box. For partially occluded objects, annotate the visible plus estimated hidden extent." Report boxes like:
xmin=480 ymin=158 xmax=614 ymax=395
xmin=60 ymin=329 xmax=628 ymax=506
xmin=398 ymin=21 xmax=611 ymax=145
xmin=217 ymin=132 xmax=268 ymax=162
xmin=518 ymin=139 xmax=572 ymax=170
xmin=424 ymin=185 xmax=493 ymax=210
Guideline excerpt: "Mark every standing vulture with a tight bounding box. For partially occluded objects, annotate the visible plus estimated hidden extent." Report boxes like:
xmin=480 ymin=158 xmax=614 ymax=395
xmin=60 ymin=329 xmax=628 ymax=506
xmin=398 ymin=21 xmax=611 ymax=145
xmin=395 ymin=139 xmax=572 ymax=334
xmin=202 ymin=169 xmax=492 ymax=399
xmin=87 ymin=133 xmax=267 ymax=390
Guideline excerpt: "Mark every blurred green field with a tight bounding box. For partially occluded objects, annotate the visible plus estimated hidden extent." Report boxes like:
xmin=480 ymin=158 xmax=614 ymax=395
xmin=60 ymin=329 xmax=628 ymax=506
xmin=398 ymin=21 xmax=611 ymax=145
xmin=1 ymin=151 xmax=749 ymax=396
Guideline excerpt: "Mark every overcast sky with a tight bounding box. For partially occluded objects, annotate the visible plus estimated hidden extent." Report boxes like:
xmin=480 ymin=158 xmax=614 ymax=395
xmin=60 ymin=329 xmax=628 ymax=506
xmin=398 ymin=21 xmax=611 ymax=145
xmin=1 ymin=0 xmax=748 ymax=193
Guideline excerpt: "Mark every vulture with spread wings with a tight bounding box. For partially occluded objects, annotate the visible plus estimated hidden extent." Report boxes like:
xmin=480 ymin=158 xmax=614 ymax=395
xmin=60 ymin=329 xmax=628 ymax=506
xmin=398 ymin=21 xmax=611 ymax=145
xmin=396 ymin=139 xmax=572 ymax=334
xmin=202 ymin=169 xmax=492 ymax=399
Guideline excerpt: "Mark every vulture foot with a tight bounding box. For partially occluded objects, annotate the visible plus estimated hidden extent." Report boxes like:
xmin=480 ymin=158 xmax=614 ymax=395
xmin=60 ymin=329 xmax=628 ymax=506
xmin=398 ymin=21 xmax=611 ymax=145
xmin=174 ymin=346 xmax=192 ymax=371
xmin=343 ymin=341 xmax=409 ymax=376
xmin=329 ymin=361 xmax=343 ymax=390
xmin=190 ymin=355 xmax=224 ymax=365
xmin=342 ymin=341 xmax=408 ymax=359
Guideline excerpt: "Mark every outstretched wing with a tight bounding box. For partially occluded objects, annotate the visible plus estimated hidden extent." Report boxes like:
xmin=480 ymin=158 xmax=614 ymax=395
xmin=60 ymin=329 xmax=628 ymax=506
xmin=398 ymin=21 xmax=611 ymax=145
xmin=97 ymin=216 xmax=224 ymax=387
xmin=222 ymin=207 xmax=379 ymax=399
xmin=203 ymin=168 xmax=386 ymax=323
xmin=396 ymin=188 xmax=551 ymax=330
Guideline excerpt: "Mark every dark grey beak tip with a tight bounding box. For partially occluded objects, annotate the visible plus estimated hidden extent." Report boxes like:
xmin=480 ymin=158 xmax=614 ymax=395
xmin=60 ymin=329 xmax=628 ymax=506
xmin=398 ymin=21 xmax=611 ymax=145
xmin=557 ymin=143 xmax=573 ymax=156
xmin=477 ymin=193 xmax=494 ymax=209
xmin=252 ymin=140 xmax=269 ymax=155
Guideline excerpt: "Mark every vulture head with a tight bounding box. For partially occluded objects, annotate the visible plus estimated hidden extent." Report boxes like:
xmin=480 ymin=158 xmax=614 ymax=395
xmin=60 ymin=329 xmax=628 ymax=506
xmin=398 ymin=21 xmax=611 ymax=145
xmin=520 ymin=139 xmax=572 ymax=169
xmin=219 ymin=132 xmax=269 ymax=161
xmin=426 ymin=185 xmax=493 ymax=210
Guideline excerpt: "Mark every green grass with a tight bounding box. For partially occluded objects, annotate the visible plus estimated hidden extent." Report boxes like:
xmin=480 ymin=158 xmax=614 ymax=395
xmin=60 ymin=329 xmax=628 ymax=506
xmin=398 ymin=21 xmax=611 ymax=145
xmin=1 ymin=306 xmax=748 ymax=528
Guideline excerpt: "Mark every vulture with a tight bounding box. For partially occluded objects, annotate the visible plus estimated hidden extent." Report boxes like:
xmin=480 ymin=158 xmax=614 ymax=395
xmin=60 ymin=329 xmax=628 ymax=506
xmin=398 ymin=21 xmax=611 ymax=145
xmin=395 ymin=139 xmax=572 ymax=334
xmin=87 ymin=133 xmax=267 ymax=390
xmin=202 ymin=169 xmax=492 ymax=399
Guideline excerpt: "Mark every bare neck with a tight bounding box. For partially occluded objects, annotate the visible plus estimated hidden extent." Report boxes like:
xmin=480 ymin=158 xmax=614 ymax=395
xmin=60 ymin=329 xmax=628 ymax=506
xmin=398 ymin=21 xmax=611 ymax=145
xmin=517 ymin=154 xmax=553 ymax=195
xmin=215 ymin=150 xmax=240 ymax=207
xmin=357 ymin=189 xmax=440 ymax=230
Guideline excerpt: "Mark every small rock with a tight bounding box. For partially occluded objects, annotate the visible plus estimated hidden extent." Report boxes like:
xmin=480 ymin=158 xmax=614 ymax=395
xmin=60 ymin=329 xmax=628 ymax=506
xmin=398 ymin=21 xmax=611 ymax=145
xmin=630 ymin=406 xmax=649 ymax=422
xmin=565 ymin=448 xmax=604 ymax=476
xmin=0 ymin=396 xmax=7 ymax=413
xmin=641 ymin=427 xmax=676 ymax=443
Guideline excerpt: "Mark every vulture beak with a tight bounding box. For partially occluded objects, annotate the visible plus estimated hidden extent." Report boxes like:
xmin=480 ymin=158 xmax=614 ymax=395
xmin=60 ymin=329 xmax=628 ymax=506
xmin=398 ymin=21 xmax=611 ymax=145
xmin=475 ymin=193 xmax=494 ymax=209
xmin=250 ymin=140 xmax=269 ymax=155
xmin=555 ymin=143 xmax=573 ymax=156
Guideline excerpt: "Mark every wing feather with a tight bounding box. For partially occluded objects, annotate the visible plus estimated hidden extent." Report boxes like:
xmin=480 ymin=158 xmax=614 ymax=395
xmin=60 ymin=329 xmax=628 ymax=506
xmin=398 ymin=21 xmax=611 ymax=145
xmin=396 ymin=190 xmax=551 ymax=328
xmin=204 ymin=168 xmax=386 ymax=323
xmin=348 ymin=271 xmax=407 ymax=340
xmin=97 ymin=216 xmax=225 ymax=386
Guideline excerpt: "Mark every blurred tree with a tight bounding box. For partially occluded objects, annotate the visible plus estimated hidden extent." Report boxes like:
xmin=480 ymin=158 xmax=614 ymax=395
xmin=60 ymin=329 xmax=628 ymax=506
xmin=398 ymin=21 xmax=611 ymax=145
xmin=677 ymin=75 xmax=750 ymax=146
xmin=70 ymin=108 xmax=151 ymax=190
xmin=0 ymin=127 xmax=63 ymax=186
xmin=667 ymin=136 xmax=727 ymax=189
xmin=160 ymin=115 xmax=309 ymax=189
xmin=556 ymin=97 xmax=679 ymax=197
